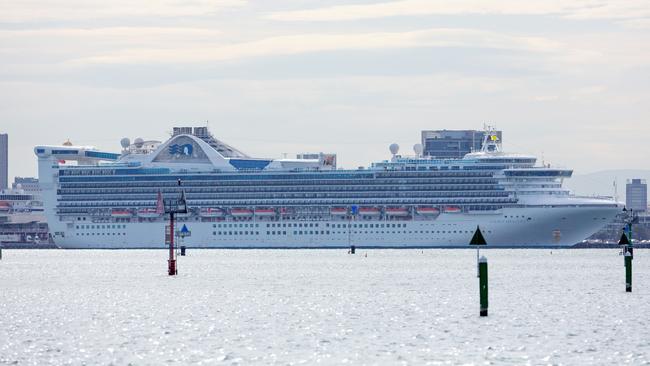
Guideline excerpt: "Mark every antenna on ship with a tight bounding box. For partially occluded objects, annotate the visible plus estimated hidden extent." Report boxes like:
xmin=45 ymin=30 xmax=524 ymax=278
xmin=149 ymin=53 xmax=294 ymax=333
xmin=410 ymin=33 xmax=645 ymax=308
xmin=389 ymin=143 xmax=399 ymax=160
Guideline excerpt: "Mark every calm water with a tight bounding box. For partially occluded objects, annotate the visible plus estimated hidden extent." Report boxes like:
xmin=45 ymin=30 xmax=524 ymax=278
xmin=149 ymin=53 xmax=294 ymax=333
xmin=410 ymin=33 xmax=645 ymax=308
xmin=1 ymin=249 xmax=649 ymax=365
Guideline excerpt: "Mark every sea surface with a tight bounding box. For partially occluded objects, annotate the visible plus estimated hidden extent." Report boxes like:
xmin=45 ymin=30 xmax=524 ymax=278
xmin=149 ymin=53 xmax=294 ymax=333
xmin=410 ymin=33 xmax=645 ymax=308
xmin=1 ymin=249 xmax=649 ymax=365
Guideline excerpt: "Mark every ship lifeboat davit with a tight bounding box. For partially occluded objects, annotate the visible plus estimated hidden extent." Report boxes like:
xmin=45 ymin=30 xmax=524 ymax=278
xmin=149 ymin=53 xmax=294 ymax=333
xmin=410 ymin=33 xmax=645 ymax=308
xmin=385 ymin=207 xmax=409 ymax=216
xmin=137 ymin=208 xmax=161 ymax=218
xmin=111 ymin=209 xmax=132 ymax=218
xmin=443 ymin=206 xmax=462 ymax=214
xmin=200 ymin=207 xmax=225 ymax=218
xmin=416 ymin=207 xmax=440 ymax=216
xmin=254 ymin=208 xmax=276 ymax=217
xmin=231 ymin=208 xmax=253 ymax=217
xmin=358 ymin=207 xmax=381 ymax=216
xmin=330 ymin=207 xmax=348 ymax=216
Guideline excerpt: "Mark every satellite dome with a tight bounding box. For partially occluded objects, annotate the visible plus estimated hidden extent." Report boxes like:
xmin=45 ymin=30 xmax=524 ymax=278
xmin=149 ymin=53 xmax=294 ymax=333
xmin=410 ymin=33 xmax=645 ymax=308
xmin=389 ymin=143 xmax=400 ymax=156
xmin=134 ymin=138 xmax=144 ymax=148
xmin=120 ymin=138 xmax=131 ymax=149
xmin=413 ymin=143 xmax=423 ymax=156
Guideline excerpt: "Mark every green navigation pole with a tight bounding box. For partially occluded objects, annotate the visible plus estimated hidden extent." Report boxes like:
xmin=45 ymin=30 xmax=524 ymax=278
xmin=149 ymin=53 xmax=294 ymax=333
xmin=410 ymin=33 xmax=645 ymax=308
xmin=479 ymin=256 xmax=488 ymax=316
xmin=625 ymin=251 xmax=632 ymax=293
xmin=469 ymin=226 xmax=488 ymax=316
xmin=618 ymin=230 xmax=632 ymax=293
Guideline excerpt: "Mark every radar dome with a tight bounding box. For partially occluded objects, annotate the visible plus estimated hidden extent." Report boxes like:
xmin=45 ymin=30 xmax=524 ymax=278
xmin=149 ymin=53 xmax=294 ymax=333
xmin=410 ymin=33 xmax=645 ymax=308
xmin=120 ymin=138 xmax=131 ymax=149
xmin=413 ymin=143 xmax=423 ymax=156
xmin=389 ymin=143 xmax=400 ymax=156
xmin=134 ymin=138 xmax=144 ymax=148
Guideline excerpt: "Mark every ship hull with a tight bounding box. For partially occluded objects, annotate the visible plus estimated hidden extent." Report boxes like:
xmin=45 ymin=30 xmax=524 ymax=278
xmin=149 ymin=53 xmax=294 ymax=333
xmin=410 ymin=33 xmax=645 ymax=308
xmin=52 ymin=205 xmax=620 ymax=249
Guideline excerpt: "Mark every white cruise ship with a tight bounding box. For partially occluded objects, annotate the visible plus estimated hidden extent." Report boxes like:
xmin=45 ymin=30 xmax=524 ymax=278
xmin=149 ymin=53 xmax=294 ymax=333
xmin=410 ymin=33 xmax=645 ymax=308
xmin=35 ymin=127 xmax=621 ymax=248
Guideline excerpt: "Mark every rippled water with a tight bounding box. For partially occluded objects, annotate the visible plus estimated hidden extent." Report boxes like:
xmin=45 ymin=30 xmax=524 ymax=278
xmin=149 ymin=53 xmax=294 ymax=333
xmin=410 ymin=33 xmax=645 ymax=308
xmin=1 ymin=249 xmax=649 ymax=365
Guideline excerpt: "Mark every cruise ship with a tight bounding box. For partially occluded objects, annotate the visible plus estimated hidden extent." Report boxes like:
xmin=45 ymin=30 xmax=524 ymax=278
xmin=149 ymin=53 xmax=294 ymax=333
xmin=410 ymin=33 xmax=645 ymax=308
xmin=35 ymin=126 xmax=621 ymax=248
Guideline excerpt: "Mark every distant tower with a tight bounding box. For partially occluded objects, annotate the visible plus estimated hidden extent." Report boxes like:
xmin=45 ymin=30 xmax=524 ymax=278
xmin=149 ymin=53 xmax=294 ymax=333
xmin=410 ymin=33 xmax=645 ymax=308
xmin=626 ymin=179 xmax=647 ymax=212
xmin=0 ymin=133 xmax=7 ymax=190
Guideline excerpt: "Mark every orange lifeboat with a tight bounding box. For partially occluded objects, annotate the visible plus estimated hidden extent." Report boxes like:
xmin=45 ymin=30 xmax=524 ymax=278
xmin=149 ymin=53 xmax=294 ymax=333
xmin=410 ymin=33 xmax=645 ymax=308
xmin=231 ymin=208 xmax=253 ymax=217
xmin=416 ymin=207 xmax=440 ymax=216
xmin=254 ymin=208 xmax=276 ymax=217
xmin=111 ymin=209 xmax=132 ymax=218
xmin=0 ymin=201 xmax=11 ymax=212
xmin=137 ymin=208 xmax=160 ymax=218
xmin=200 ymin=207 xmax=224 ymax=218
xmin=358 ymin=207 xmax=381 ymax=216
xmin=444 ymin=206 xmax=462 ymax=213
xmin=330 ymin=207 xmax=348 ymax=216
xmin=385 ymin=207 xmax=409 ymax=216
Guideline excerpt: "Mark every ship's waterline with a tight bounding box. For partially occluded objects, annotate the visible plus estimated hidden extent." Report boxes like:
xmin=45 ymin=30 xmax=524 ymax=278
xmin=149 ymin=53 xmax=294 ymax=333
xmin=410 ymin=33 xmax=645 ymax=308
xmin=35 ymin=127 xmax=620 ymax=249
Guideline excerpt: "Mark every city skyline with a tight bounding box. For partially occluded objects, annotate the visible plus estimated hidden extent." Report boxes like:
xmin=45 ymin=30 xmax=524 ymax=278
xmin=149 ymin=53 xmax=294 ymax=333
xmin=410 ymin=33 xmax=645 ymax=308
xmin=2 ymin=0 xmax=650 ymax=180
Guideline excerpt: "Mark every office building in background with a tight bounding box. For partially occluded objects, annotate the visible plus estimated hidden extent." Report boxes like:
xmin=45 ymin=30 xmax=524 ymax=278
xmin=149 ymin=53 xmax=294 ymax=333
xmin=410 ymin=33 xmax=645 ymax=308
xmin=626 ymin=179 xmax=648 ymax=212
xmin=0 ymin=133 xmax=8 ymax=190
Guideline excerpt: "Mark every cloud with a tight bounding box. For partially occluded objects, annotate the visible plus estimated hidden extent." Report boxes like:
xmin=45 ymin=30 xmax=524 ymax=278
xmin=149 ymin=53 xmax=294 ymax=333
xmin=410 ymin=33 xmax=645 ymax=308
xmin=61 ymin=28 xmax=562 ymax=65
xmin=266 ymin=0 xmax=650 ymax=23
xmin=0 ymin=0 xmax=246 ymax=23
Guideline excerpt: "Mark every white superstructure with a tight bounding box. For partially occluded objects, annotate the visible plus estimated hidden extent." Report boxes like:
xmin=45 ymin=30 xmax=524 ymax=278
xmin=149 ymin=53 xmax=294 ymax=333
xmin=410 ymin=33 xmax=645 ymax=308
xmin=35 ymin=127 xmax=621 ymax=248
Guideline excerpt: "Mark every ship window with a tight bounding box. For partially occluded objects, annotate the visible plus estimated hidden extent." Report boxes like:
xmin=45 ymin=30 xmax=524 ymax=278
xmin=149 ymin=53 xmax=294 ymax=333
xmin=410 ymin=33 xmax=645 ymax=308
xmin=310 ymin=231 xmax=314 ymax=234
xmin=283 ymin=231 xmax=286 ymax=235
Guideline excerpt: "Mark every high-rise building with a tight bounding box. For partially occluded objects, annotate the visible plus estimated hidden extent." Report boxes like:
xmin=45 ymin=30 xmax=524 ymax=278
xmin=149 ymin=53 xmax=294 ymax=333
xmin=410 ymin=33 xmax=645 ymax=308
xmin=0 ymin=133 xmax=8 ymax=190
xmin=626 ymin=179 xmax=647 ymax=212
xmin=421 ymin=130 xmax=503 ymax=159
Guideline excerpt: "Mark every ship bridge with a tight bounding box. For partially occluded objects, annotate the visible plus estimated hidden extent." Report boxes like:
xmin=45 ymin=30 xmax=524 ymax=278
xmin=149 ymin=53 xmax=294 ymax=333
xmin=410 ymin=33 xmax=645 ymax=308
xmin=34 ymin=145 xmax=120 ymax=163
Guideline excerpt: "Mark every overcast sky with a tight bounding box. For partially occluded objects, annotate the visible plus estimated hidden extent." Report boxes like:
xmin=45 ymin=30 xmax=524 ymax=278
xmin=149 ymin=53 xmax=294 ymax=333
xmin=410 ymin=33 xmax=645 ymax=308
xmin=1 ymin=0 xmax=649 ymax=180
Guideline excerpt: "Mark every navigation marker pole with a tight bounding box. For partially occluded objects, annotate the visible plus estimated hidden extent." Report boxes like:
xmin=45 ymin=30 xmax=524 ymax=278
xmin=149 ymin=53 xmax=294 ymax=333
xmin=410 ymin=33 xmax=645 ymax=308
xmin=619 ymin=207 xmax=636 ymax=293
xmin=469 ymin=226 xmax=488 ymax=316
xmin=164 ymin=180 xmax=188 ymax=276
xmin=618 ymin=232 xmax=631 ymax=292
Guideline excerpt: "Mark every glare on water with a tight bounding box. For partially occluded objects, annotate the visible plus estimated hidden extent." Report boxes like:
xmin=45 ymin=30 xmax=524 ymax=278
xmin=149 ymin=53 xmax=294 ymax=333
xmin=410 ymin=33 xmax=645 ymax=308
xmin=0 ymin=249 xmax=648 ymax=365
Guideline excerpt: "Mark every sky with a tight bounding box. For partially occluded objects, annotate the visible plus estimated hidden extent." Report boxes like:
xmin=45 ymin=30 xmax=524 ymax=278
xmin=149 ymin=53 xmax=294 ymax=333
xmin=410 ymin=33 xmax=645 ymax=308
xmin=1 ymin=0 xmax=649 ymax=181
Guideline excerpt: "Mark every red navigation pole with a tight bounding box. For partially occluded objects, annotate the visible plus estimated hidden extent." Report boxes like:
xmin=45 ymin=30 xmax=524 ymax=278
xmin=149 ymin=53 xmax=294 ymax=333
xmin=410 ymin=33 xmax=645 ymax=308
xmin=164 ymin=179 xmax=187 ymax=276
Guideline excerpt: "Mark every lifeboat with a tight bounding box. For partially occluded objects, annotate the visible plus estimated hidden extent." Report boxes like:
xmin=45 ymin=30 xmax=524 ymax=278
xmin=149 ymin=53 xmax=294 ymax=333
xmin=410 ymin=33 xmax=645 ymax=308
xmin=231 ymin=208 xmax=253 ymax=217
xmin=358 ymin=207 xmax=381 ymax=216
xmin=443 ymin=206 xmax=462 ymax=214
xmin=137 ymin=208 xmax=161 ymax=218
xmin=0 ymin=201 xmax=11 ymax=212
xmin=416 ymin=207 xmax=440 ymax=216
xmin=330 ymin=207 xmax=348 ymax=216
xmin=254 ymin=208 xmax=276 ymax=217
xmin=200 ymin=207 xmax=224 ymax=218
xmin=385 ymin=207 xmax=409 ymax=216
xmin=111 ymin=209 xmax=132 ymax=218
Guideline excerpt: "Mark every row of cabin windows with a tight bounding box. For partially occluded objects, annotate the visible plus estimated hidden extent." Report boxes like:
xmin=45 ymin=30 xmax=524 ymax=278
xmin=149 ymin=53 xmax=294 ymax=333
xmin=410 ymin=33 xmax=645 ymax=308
xmin=212 ymin=222 xmax=408 ymax=229
xmin=76 ymin=224 xmax=127 ymax=229
xmin=76 ymin=232 xmax=126 ymax=236
xmin=212 ymin=229 xmax=492 ymax=236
